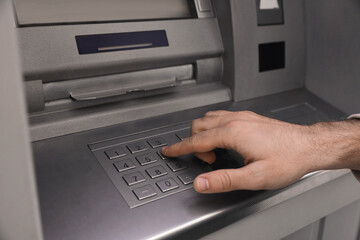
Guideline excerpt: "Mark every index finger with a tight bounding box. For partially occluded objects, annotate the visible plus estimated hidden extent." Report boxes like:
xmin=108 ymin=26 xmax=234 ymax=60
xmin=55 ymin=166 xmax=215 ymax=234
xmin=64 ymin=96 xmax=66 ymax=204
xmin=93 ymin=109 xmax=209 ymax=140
xmin=162 ymin=127 xmax=230 ymax=157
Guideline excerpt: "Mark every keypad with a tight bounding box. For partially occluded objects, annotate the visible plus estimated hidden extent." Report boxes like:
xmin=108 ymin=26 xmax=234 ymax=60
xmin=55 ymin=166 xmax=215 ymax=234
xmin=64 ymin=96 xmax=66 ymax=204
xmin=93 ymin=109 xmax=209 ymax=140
xmin=146 ymin=165 xmax=168 ymax=179
xmin=136 ymin=153 xmax=158 ymax=166
xmin=91 ymin=125 xmax=212 ymax=208
xmin=123 ymin=172 xmax=146 ymax=186
xmin=114 ymin=159 xmax=136 ymax=172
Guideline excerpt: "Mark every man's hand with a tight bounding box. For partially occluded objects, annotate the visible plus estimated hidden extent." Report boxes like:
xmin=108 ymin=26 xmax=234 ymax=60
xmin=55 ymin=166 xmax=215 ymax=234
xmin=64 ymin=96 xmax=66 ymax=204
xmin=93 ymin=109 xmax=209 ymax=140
xmin=162 ymin=111 xmax=360 ymax=193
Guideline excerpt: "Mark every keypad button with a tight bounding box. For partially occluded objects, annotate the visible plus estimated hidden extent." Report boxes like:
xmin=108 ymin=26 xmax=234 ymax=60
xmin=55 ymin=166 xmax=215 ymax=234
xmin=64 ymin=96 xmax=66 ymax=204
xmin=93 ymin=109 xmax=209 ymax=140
xmin=167 ymin=161 xmax=188 ymax=172
xmin=178 ymin=172 xmax=197 ymax=185
xmin=105 ymin=147 xmax=127 ymax=160
xmin=146 ymin=165 xmax=168 ymax=179
xmin=123 ymin=172 xmax=146 ymax=186
xmin=156 ymin=178 xmax=179 ymax=193
xmin=176 ymin=129 xmax=191 ymax=141
xmin=127 ymin=142 xmax=148 ymax=154
xmin=133 ymin=185 xmax=157 ymax=200
xmin=136 ymin=153 xmax=158 ymax=166
xmin=113 ymin=159 xmax=136 ymax=172
xmin=157 ymin=151 xmax=167 ymax=160
xmin=147 ymin=137 xmax=167 ymax=148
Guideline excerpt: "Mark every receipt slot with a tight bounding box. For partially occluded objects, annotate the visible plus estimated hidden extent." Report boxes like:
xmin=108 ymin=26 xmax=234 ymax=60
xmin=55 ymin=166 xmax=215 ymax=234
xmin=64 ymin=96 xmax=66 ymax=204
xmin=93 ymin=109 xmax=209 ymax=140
xmin=256 ymin=0 xmax=284 ymax=26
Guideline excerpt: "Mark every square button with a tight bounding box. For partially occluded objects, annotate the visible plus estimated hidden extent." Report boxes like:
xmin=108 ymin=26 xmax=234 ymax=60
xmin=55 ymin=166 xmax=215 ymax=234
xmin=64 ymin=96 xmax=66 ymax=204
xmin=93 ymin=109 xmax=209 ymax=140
xmin=133 ymin=185 xmax=157 ymax=200
xmin=146 ymin=165 xmax=168 ymax=179
xmin=127 ymin=142 xmax=147 ymax=154
xmin=156 ymin=178 xmax=179 ymax=193
xmin=123 ymin=172 xmax=146 ymax=186
xmin=157 ymin=151 xmax=167 ymax=160
xmin=136 ymin=153 xmax=158 ymax=166
xmin=105 ymin=147 xmax=126 ymax=160
xmin=178 ymin=172 xmax=197 ymax=185
xmin=113 ymin=159 xmax=136 ymax=173
xmin=147 ymin=137 xmax=167 ymax=148
xmin=176 ymin=130 xmax=190 ymax=141
xmin=167 ymin=161 xmax=188 ymax=172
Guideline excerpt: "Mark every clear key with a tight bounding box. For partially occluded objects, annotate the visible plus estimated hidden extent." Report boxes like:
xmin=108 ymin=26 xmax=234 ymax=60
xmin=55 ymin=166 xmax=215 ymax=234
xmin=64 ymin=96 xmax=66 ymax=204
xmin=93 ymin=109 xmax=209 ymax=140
xmin=133 ymin=185 xmax=157 ymax=201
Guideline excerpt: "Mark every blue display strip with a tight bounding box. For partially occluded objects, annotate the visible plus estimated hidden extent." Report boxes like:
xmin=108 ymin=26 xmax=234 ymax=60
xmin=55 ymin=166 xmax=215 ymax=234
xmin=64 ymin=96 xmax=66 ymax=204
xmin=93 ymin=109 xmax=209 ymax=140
xmin=75 ymin=30 xmax=169 ymax=55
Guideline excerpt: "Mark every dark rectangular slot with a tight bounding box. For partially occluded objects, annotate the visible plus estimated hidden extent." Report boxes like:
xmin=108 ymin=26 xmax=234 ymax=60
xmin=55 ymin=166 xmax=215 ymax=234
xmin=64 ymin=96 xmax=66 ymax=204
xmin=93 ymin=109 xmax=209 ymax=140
xmin=75 ymin=30 xmax=169 ymax=55
xmin=259 ymin=41 xmax=285 ymax=72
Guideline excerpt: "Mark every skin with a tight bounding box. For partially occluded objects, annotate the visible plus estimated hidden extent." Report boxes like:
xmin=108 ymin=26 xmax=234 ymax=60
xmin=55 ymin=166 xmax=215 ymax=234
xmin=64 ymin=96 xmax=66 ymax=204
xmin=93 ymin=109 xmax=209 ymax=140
xmin=162 ymin=111 xmax=360 ymax=193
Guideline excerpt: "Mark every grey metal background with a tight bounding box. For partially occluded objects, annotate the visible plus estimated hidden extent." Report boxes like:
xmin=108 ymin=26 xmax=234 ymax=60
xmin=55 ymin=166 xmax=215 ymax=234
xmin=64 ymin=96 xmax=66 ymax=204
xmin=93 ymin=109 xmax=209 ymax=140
xmin=304 ymin=0 xmax=360 ymax=115
xmin=0 ymin=0 xmax=43 ymax=239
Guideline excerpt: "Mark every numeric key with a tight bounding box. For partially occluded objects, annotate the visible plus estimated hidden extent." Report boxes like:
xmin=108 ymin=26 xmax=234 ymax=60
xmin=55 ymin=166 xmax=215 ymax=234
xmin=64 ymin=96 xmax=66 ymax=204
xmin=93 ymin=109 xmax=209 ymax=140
xmin=156 ymin=178 xmax=179 ymax=193
xmin=167 ymin=161 xmax=188 ymax=172
xmin=147 ymin=137 xmax=167 ymax=148
xmin=113 ymin=159 xmax=136 ymax=172
xmin=123 ymin=172 xmax=146 ymax=186
xmin=127 ymin=142 xmax=147 ymax=154
xmin=105 ymin=147 xmax=127 ymax=160
xmin=146 ymin=165 xmax=168 ymax=179
xmin=136 ymin=153 xmax=158 ymax=166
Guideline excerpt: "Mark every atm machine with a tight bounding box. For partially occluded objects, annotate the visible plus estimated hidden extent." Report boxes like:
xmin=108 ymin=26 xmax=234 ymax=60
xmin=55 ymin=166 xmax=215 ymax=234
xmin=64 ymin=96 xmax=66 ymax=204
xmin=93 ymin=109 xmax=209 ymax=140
xmin=1 ymin=0 xmax=360 ymax=239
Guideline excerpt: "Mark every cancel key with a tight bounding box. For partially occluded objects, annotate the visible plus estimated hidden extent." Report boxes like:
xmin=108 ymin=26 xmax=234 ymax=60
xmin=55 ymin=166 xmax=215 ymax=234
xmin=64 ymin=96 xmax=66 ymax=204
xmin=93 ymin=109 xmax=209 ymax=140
xmin=133 ymin=185 xmax=157 ymax=200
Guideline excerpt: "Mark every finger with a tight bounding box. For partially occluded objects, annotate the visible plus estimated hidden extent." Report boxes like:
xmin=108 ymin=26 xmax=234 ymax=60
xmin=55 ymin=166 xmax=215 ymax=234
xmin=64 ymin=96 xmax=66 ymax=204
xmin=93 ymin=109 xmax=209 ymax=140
xmin=194 ymin=151 xmax=216 ymax=164
xmin=162 ymin=128 xmax=230 ymax=157
xmin=194 ymin=162 xmax=270 ymax=193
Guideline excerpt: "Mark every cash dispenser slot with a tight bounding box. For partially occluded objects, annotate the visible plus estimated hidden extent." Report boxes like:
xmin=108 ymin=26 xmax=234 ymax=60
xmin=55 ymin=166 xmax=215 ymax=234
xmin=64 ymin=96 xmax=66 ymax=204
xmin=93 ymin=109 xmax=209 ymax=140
xmin=25 ymin=64 xmax=200 ymax=113
xmin=69 ymin=77 xmax=179 ymax=101
xmin=45 ymin=64 xmax=193 ymax=102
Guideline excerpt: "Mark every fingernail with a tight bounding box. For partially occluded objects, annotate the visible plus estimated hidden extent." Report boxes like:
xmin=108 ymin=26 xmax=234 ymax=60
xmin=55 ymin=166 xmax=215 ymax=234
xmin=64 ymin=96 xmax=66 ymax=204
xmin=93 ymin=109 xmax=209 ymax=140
xmin=196 ymin=177 xmax=209 ymax=192
xmin=162 ymin=146 xmax=168 ymax=152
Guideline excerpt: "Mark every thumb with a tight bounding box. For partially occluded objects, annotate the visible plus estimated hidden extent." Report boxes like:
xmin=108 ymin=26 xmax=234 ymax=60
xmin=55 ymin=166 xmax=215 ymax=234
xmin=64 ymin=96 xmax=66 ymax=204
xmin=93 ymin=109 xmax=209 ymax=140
xmin=194 ymin=164 xmax=266 ymax=193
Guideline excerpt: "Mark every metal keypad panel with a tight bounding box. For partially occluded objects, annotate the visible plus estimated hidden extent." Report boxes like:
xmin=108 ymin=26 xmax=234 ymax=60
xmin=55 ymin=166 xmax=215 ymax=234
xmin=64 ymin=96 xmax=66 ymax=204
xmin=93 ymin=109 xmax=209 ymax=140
xmin=89 ymin=124 xmax=211 ymax=208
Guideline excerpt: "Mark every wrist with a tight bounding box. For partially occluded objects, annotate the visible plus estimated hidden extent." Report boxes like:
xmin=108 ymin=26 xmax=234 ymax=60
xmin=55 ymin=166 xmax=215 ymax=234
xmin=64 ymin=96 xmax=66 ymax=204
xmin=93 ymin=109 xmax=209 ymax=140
xmin=305 ymin=121 xmax=360 ymax=172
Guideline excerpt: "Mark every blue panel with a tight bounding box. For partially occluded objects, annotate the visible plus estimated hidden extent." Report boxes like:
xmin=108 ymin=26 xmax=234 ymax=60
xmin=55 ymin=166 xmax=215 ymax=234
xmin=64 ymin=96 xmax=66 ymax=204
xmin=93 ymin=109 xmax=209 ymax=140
xmin=75 ymin=30 xmax=169 ymax=55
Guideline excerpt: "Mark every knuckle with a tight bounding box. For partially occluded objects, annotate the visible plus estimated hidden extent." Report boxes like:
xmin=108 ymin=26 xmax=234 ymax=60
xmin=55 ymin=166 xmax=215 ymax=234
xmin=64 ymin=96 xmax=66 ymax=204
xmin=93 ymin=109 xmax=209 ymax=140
xmin=225 ymin=120 xmax=241 ymax=129
xmin=205 ymin=111 xmax=216 ymax=117
xmin=248 ymin=164 xmax=271 ymax=190
xmin=187 ymin=135 xmax=197 ymax=145
xmin=217 ymin=171 xmax=233 ymax=191
xmin=191 ymin=119 xmax=200 ymax=131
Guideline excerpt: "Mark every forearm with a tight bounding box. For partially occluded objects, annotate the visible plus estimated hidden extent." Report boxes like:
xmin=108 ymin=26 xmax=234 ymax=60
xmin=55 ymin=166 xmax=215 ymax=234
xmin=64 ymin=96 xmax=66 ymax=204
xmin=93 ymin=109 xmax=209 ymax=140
xmin=308 ymin=120 xmax=360 ymax=172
